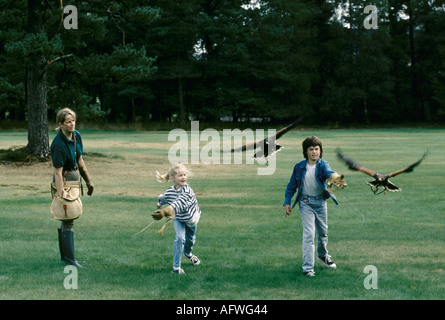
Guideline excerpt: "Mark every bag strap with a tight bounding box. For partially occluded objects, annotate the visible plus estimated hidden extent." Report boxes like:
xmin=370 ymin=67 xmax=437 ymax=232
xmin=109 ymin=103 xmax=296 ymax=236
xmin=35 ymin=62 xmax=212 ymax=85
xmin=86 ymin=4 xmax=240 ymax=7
xmin=74 ymin=135 xmax=77 ymax=158
xmin=74 ymin=135 xmax=78 ymax=168
xmin=73 ymin=135 xmax=84 ymax=195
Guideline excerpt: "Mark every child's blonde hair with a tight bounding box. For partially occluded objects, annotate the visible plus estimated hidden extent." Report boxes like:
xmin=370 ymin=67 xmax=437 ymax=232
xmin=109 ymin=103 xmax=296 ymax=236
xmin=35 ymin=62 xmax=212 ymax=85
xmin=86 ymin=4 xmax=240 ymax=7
xmin=156 ymin=164 xmax=192 ymax=183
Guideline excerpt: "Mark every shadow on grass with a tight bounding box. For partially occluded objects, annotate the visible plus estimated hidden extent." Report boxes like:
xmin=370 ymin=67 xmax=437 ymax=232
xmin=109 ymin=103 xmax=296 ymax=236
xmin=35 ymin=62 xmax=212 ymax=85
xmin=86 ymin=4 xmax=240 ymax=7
xmin=0 ymin=146 xmax=123 ymax=166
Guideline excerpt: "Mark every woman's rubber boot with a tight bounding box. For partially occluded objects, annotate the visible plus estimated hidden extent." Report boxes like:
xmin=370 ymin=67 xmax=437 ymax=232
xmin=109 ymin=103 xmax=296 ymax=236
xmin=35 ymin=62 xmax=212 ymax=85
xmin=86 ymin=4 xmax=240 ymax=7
xmin=58 ymin=227 xmax=67 ymax=262
xmin=61 ymin=229 xmax=83 ymax=268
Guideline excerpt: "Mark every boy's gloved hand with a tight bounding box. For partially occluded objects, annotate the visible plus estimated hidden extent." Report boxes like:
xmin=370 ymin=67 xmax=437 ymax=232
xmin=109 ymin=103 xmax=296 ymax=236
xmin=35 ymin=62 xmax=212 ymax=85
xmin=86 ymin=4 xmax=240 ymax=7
xmin=152 ymin=205 xmax=175 ymax=220
xmin=327 ymin=173 xmax=347 ymax=189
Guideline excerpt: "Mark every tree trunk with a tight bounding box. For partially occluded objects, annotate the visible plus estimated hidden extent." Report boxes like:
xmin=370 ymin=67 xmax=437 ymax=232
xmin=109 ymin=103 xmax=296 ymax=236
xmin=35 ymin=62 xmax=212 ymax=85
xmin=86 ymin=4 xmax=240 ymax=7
xmin=24 ymin=0 xmax=50 ymax=159
xmin=25 ymin=55 xmax=50 ymax=158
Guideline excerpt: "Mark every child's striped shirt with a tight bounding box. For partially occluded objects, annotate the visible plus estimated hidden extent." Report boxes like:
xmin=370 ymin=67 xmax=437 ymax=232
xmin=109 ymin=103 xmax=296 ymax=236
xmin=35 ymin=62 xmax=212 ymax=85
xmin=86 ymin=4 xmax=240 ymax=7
xmin=157 ymin=184 xmax=201 ymax=224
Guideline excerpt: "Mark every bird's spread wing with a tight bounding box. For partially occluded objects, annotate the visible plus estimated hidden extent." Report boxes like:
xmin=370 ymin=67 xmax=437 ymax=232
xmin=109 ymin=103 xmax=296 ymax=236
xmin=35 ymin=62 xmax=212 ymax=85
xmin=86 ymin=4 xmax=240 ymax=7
xmin=271 ymin=116 xmax=304 ymax=141
xmin=387 ymin=152 xmax=427 ymax=178
xmin=336 ymin=150 xmax=377 ymax=177
xmin=385 ymin=180 xmax=401 ymax=192
xmin=230 ymin=140 xmax=259 ymax=152
xmin=254 ymin=143 xmax=282 ymax=159
xmin=230 ymin=117 xmax=303 ymax=153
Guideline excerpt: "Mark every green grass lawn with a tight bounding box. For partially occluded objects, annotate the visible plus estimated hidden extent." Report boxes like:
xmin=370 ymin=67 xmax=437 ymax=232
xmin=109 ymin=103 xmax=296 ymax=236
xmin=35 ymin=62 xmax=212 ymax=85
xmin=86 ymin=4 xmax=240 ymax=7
xmin=0 ymin=127 xmax=444 ymax=300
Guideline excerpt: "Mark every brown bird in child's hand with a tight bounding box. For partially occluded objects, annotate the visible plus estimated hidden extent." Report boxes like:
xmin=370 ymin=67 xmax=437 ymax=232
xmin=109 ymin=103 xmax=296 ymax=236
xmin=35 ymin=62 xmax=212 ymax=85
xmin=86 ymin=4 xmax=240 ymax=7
xmin=336 ymin=149 xmax=427 ymax=194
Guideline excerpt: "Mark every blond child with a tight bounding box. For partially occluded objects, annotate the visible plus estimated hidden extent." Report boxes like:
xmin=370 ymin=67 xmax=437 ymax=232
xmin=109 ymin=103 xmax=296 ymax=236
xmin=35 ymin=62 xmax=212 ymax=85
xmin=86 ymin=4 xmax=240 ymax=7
xmin=153 ymin=164 xmax=201 ymax=274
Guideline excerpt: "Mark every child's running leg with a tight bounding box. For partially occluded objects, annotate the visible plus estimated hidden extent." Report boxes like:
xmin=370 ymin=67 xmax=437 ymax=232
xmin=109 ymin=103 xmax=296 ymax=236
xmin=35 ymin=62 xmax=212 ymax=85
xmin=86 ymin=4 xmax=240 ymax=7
xmin=173 ymin=219 xmax=186 ymax=271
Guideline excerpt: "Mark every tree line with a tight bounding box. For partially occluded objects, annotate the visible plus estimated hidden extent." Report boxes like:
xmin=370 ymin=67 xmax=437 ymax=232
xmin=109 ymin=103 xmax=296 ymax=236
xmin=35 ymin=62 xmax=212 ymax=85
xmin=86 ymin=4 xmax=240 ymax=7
xmin=0 ymin=1 xmax=444 ymax=156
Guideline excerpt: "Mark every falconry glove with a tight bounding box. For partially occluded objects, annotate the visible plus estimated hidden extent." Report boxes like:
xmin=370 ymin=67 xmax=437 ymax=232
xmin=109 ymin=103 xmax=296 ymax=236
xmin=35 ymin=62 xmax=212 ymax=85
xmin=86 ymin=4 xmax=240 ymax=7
xmin=79 ymin=166 xmax=94 ymax=196
xmin=327 ymin=173 xmax=347 ymax=189
xmin=152 ymin=205 xmax=175 ymax=220
xmin=152 ymin=205 xmax=176 ymax=236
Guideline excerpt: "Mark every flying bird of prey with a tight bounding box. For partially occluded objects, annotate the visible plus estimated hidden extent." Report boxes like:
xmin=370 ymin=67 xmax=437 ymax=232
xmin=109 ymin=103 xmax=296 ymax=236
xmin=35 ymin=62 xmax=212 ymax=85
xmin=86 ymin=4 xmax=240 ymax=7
xmin=336 ymin=149 xmax=427 ymax=194
xmin=229 ymin=116 xmax=304 ymax=164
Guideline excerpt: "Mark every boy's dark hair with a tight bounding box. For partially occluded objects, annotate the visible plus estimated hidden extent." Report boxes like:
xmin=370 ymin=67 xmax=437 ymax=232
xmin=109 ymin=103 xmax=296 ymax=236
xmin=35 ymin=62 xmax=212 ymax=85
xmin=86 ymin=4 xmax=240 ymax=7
xmin=302 ymin=136 xmax=323 ymax=159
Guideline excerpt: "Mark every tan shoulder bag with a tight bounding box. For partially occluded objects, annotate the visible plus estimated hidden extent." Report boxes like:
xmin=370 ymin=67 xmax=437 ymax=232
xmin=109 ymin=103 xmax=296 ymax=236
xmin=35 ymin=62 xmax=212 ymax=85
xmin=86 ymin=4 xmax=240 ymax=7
xmin=50 ymin=181 xmax=83 ymax=220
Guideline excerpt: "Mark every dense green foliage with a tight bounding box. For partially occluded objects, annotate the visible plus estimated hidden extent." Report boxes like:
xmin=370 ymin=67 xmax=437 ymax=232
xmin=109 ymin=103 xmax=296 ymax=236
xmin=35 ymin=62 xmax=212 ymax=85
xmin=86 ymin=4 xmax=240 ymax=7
xmin=1 ymin=0 xmax=444 ymax=125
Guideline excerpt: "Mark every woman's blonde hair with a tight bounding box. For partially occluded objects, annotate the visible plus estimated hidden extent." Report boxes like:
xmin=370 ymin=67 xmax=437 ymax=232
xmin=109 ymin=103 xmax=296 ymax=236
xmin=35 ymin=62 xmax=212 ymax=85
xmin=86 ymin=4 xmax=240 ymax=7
xmin=156 ymin=164 xmax=192 ymax=183
xmin=55 ymin=108 xmax=76 ymax=130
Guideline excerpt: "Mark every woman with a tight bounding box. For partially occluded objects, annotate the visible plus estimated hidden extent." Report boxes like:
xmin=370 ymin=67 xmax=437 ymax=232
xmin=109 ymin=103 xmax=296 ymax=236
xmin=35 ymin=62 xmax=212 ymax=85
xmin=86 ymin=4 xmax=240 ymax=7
xmin=50 ymin=108 xmax=94 ymax=267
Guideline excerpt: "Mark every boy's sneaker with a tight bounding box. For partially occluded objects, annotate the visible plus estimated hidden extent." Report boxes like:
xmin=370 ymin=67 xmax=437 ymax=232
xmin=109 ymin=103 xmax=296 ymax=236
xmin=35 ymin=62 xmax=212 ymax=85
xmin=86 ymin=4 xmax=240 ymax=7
xmin=317 ymin=255 xmax=337 ymax=269
xmin=184 ymin=253 xmax=201 ymax=265
xmin=303 ymin=270 xmax=315 ymax=277
xmin=171 ymin=267 xmax=185 ymax=274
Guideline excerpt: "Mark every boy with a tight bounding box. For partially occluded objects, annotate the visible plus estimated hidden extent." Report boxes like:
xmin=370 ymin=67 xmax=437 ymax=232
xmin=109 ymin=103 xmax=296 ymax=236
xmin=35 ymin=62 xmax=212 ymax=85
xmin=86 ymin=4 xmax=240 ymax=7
xmin=283 ymin=136 xmax=346 ymax=277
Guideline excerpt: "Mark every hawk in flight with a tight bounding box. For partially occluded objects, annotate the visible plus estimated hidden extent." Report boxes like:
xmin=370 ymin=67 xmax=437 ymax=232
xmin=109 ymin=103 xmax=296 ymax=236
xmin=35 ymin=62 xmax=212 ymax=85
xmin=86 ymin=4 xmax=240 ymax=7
xmin=336 ymin=149 xmax=427 ymax=194
xmin=229 ymin=116 xmax=303 ymax=164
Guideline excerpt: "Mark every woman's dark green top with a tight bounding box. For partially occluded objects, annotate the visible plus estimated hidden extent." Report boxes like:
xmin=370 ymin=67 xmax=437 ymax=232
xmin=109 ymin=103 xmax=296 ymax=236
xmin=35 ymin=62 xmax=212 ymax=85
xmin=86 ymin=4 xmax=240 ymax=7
xmin=50 ymin=130 xmax=83 ymax=171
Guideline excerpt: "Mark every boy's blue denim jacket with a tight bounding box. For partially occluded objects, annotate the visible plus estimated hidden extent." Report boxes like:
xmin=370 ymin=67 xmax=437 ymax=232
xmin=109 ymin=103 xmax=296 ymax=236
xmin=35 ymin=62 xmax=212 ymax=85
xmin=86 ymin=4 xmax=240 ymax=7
xmin=283 ymin=158 xmax=338 ymax=208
